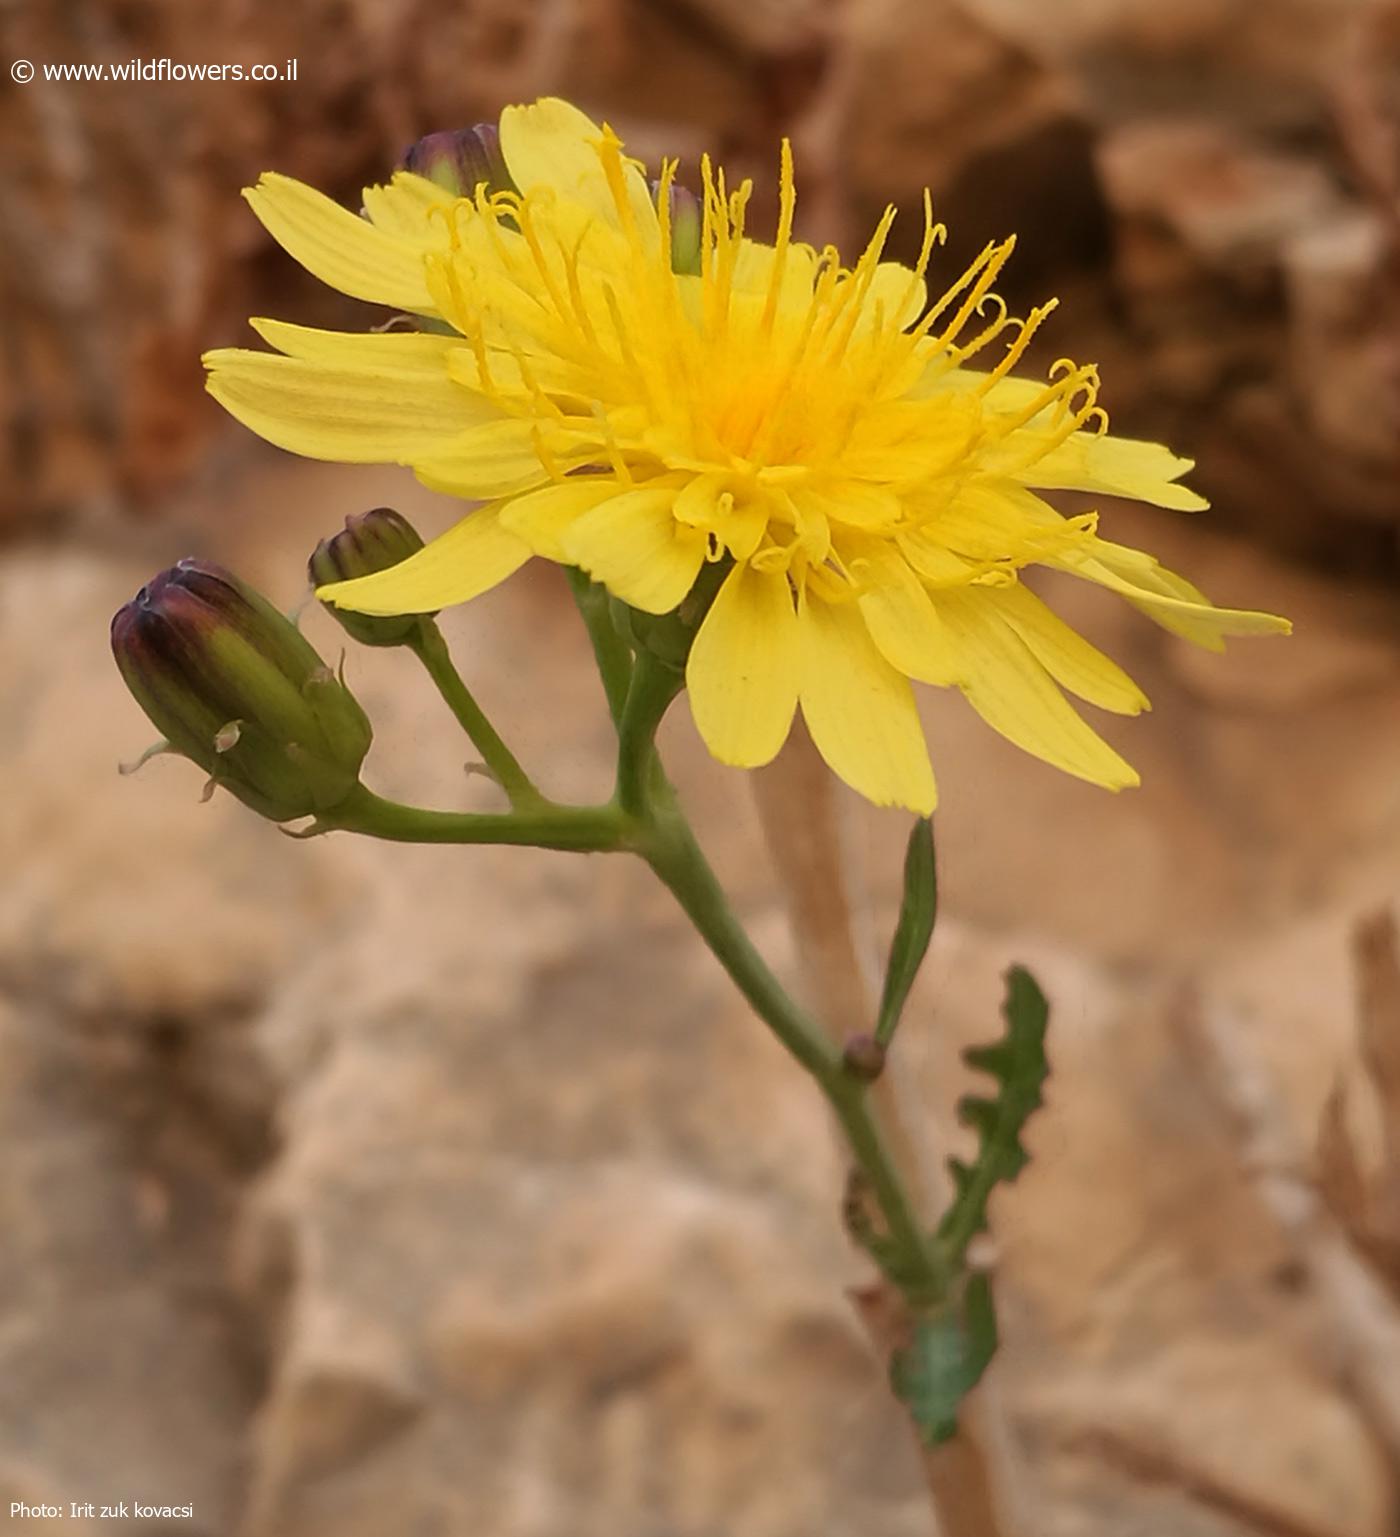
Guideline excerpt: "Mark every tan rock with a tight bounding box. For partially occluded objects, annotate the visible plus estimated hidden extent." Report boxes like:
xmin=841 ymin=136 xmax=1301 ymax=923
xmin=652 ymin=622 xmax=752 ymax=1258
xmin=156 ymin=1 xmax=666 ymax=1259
xmin=1087 ymin=96 xmax=1399 ymax=561
xmin=844 ymin=0 xmax=1107 ymax=291
xmin=665 ymin=0 xmax=824 ymax=57
xmin=1035 ymin=1339 xmax=1391 ymax=1537
xmin=1098 ymin=120 xmax=1343 ymax=272
xmin=1284 ymin=212 xmax=1400 ymax=467
xmin=980 ymin=0 xmax=1368 ymax=132
xmin=0 ymin=989 xmax=256 ymax=1537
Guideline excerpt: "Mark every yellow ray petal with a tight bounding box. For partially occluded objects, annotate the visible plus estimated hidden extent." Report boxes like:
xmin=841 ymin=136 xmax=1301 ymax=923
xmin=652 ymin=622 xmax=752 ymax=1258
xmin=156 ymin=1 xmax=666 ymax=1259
xmin=499 ymin=98 xmax=656 ymax=237
xmin=687 ymin=564 xmax=799 ymax=768
xmin=851 ymin=543 xmax=963 ymax=686
xmin=948 ymin=372 xmax=1206 ymax=510
xmin=560 ymin=485 xmax=705 ymax=615
xmin=1005 ymin=430 xmax=1208 ymax=512
xmin=937 ymin=591 xmax=1139 ymax=789
xmin=790 ymin=481 xmax=903 ymax=533
xmin=985 ymin=581 xmax=1148 ymax=715
xmin=500 ymin=98 xmax=605 ymax=200
xmin=797 ymin=594 xmax=937 ymax=813
xmin=840 ymin=395 xmax=981 ymax=484
xmin=443 ymin=329 xmax=594 ymax=400
xmin=203 ymin=348 xmax=486 ymax=462
xmin=429 ymin=241 xmax=569 ymax=359
xmin=895 ymin=529 xmax=986 ymax=588
xmin=244 ymin=173 xmax=436 ymax=312
xmin=496 ymin=478 xmax=622 ymax=560
xmin=925 ymin=479 xmax=1063 ymax=560
xmin=858 ymin=261 xmax=928 ymax=332
xmin=316 ymin=505 xmax=531 ymax=616
xmin=936 ymin=371 xmax=1043 ymax=409
xmin=731 ymin=239 xmax=819 ymax=308
xmin=360 ymin=172 xmax=456 ymax=243
xmin=1064 ymin=539 xmax=1292 ymax=652
xmin=250 ymin=317 xmax=465 ymax=372
xmin=414 ymin=420 xmax=587 ymax=501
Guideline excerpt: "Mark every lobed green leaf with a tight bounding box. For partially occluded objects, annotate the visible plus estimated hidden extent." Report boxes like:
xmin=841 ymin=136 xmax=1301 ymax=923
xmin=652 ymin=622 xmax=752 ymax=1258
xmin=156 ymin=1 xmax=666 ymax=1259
xmin=937 ymin=965 xmax=1049 ymax=1267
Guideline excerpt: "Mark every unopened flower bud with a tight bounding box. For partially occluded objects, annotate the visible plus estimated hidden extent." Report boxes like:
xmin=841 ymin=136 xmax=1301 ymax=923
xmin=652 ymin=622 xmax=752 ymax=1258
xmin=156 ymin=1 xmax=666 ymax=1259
xmin=309 ymin=508 xmax=428 ymax=647
xmin=653 ymin=178 xmax=702 ymax=275
xmin=111 ymin=559 xmax=372 ymax=822
xmin=400 ymin=124 xmax=514 ymax=198
xmin=842 ymin=1034 xmax=887 ymax=1081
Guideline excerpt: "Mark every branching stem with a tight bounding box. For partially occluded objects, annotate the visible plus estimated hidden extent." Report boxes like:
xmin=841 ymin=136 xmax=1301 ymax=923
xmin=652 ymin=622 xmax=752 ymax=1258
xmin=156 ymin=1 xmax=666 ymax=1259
xmin=334 ymin=624 xmax=950 ymax=1312
xmin=327 ymin=784 xmax=630 ymax=852
xmin=408 ymin=619 xmax=543 ymax=809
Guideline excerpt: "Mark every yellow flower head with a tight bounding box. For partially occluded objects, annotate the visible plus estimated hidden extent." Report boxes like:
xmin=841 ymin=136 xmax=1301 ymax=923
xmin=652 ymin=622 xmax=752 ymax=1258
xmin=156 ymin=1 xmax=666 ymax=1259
xmin=205 ymin=98 xmax=1289 ymax=814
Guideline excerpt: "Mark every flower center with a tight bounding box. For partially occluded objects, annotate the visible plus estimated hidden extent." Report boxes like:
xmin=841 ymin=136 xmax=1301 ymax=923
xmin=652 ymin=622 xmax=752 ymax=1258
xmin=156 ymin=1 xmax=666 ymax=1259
xmin=424 ymin=128 xmax=1112 ymax=577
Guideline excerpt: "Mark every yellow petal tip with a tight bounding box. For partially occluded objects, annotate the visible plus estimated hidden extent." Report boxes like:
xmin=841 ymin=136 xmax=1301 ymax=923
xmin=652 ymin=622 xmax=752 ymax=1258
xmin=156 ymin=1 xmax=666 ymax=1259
xmin=313 ymin=579 xmax=356 ymax=610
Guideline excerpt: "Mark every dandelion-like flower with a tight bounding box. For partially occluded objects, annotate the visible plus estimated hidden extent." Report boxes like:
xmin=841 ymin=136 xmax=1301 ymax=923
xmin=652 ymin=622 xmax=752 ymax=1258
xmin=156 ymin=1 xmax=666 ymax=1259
xmin=205 ymin=98 xmax=1289 ymax=813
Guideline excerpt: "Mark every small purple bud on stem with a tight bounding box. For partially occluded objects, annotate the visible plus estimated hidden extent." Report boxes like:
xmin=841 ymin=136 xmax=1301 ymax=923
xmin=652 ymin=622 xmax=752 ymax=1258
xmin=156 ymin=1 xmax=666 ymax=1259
xmin=111 ymin=559 xmax=372 ymax=823
xmin=842 ymin=1034 xmax=888 ymax=1082
xmin=309 ymin=507 xmax=428 ymax=648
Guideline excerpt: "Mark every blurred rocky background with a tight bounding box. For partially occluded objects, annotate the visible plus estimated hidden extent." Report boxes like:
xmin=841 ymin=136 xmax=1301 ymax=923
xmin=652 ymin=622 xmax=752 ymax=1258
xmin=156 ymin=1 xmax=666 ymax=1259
xmin=3 ymin=1 xmax=1400 ymax=1534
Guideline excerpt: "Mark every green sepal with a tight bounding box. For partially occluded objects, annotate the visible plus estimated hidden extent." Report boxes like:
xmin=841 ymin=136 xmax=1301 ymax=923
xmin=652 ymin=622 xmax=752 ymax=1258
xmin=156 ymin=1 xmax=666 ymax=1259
xmin=937 ymin=965 xmax=1049 ymax=1267
xmin=875 ymin=817 xmax=937 ymax=1048
xmin=566 ymin=568 xmax=633 ymax=725
xmin=304 ymin=662 xmax=373 ymax=787
xmin=607 ymin=557 xmax=732 ymax=673
xmin=889 ymin=1274 xmax=998 ymax=1445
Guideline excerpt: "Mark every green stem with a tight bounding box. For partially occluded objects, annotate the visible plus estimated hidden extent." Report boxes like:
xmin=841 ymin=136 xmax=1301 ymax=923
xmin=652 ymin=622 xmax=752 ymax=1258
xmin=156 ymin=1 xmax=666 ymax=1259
xmin=327 ymin=784 xmax=629 ymax=853
xmin=409 ymin=620 xmax=542 ymax=809
xmin=615 ymin=650 xmax=682 ymax=817
xmin=938 ymin=1166 xmax=999 ymax=1269
xmin=644 ymin=814 xmax=836 ymax=1081
xmin=642 ymin=810 xmax=950 ymax=1301
xmin=566 ymin=568 xmax=633 ymax=726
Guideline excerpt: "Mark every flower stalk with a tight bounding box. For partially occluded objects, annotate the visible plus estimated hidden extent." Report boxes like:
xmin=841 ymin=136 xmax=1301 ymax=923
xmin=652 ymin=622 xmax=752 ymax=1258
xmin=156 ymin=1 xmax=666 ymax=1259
xmin=406 ymin=617 xmax=543 ymax=809
xmin=324 ymin=784 xmax=629 ymax=852
xmin=614 ymin=649 xmax=683 ymax=817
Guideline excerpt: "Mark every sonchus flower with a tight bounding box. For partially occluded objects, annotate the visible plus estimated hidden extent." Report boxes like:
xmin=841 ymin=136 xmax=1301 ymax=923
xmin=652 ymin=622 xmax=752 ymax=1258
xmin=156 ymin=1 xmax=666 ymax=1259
xmin=204 ymin=98 xmax=1289 ymax=814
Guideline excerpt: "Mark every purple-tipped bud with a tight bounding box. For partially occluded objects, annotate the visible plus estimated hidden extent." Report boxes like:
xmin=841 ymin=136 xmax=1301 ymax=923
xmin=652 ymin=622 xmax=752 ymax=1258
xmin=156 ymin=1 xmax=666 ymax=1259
xmin=309 ymin=508 xmax=429 ymax=648
xmin=653 ymin=178 xmax=702 ymax=275
xmin=400 ymin=124 xmax=514 ymax=198
xmin=111 ymin=559 xmax=372 ymax=822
